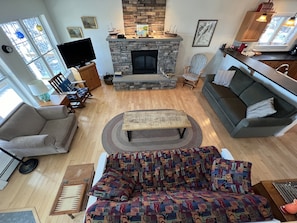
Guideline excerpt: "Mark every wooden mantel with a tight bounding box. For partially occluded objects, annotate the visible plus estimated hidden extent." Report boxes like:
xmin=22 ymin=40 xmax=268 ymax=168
xmin=224 ymin=50 xmax=297 ymax=96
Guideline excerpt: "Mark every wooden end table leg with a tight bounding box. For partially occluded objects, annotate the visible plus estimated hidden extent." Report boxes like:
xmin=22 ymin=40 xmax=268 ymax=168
xmin=127 ymin=131 xmax=132 ymax=141
xmin=178 ymin=128 xmax=187 ymax=138
xmin=68 ymin=214 xmax=75 ymax=219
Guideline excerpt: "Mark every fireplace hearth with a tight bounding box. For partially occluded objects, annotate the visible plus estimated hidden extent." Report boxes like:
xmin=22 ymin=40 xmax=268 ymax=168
xmin=131 ymin=50 xmax=158 ymax=74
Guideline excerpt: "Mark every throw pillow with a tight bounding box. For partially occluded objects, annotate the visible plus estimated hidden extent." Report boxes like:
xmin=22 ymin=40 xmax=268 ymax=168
xmin=211 ymin=158 xmax=252 ymax=194
xmin=88 ymin=168 xmax=135 ymax=202
xmin=246 ymin=97 xmax=277 ymax=119
xmin=212 ymin=70 xmax=236 ymax=87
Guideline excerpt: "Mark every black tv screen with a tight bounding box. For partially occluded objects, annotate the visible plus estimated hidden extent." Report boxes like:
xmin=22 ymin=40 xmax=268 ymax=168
xmin=57 ymin=38 xmax=96 ymax=68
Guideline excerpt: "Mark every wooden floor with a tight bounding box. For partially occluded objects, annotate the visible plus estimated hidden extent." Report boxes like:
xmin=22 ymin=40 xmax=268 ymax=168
xmin=1 ymin=80 xmax=297 ymax=223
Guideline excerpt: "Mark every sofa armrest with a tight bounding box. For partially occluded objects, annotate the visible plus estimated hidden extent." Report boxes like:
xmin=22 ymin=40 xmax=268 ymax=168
xmin=239 ymin=117 xmax=292 ymax=128
xmin=86 ymin=152 xmax=108 ymax=209
xmin=37 ymin=105 xmax=69 ymax=120
xmin=0 ymin=135 xmax=55 ymax=151
xmin=221 ymin=148 xmax=234 ymax=160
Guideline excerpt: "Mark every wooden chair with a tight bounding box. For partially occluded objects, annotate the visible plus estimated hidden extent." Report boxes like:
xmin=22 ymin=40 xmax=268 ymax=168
xmin=182 ymin=54 xmax=207 ymax=89
xmin=49 ymin=73 xmax=92 ymax=108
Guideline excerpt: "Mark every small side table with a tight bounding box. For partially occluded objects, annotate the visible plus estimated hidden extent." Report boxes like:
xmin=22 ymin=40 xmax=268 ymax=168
xmin=253 ymin=179 xmax=297 ymax=222
xmin=50 ymin=163 xmax=95 ymax=219
xmin=39 ymin=94 xmax=74 ymax=113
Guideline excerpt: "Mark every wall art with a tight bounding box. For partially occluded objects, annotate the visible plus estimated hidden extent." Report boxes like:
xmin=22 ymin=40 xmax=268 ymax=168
xmin=192 ymin=20 xmax=218 ymax=47
xmin=81 ymin=16 xmax=98 ymax=29
xmin=67 ymin=27 xmax=83 ymax=38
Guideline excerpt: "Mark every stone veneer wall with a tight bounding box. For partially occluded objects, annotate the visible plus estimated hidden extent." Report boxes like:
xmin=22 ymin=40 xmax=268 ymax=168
xmin=107 ymin=36 xmax=183 ymax=75
xmin=122 ymin=0 xmax=166 ymax=36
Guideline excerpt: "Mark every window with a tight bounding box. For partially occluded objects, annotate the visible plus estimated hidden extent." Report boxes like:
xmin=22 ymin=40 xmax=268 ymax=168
xmin=0 ymin=71 xmax=22 ymax=120
xmin=255 ymin=14 xmax=297 ymax=51
xmin=0 ymin=16 xmax=66 ymax=80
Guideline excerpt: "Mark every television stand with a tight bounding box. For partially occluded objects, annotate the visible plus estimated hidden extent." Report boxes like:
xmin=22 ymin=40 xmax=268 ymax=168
xmin=78 ymin=62 xmax=101 ymax=90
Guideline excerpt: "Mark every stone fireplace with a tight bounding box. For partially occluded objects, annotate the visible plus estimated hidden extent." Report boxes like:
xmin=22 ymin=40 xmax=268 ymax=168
xmin=107 ymin=36 xmax=182 ymax=75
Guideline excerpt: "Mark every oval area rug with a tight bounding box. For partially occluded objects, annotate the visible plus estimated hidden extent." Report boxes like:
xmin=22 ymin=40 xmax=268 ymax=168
xmin=102 ymin=111 xmax=203 ymax=154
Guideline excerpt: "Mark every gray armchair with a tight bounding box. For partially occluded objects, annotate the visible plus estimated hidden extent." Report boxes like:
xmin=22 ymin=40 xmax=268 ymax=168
xmin=0 ymin=102 xmax=78 ymax=157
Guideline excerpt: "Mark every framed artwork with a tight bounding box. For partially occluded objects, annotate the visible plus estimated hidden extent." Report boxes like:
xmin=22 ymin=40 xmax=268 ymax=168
xmin=81 ymin=16 xmax=98 ymax=29
xmin=67 ymin=27 xmax=83 ymax=38
xmin=136 ymin=24 xmax=149 ymax=37
xmin=192 ymin=20 xmax=218 ymax=47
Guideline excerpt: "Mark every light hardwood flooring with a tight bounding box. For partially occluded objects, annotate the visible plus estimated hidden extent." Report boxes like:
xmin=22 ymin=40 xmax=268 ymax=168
xmin=0 ymin=80 xmax=297 ymax=223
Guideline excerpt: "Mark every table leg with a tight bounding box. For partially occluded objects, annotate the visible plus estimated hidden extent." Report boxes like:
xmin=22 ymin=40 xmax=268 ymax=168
xmin=68 ymin=214 xmax=75 ymax=219
xmin=127 ymin=131 xmax=132 ymax=141
xmin=178 ymin=128 xmax=187 ymax=138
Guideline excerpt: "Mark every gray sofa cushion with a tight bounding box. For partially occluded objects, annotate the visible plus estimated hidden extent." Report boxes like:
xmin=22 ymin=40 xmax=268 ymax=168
xmin=218 ymin=98 xmax=247 ymax=125
xmin=40 ymin=115 xmax=77 ymax=149
xmin=239 ymin=82 xmax=274 ymax=106
xmin=229 ymin=66 xmax=254 ymax=96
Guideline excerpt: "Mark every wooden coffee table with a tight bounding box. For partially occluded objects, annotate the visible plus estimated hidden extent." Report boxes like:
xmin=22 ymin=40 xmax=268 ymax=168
xmin=253 ymin=179 xmax=297 ymax=222
xmin=122 ymin=109 xmax=192 ymax=142
xmin=50 ymin=164 xmax=94 ymax=219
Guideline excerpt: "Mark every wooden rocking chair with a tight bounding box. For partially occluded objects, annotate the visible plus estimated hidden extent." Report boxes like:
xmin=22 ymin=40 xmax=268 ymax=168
xmin=49 ymin=73 xmax=92 ymax=108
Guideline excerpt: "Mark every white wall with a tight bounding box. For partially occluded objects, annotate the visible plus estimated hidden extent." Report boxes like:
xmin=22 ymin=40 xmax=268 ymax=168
xmin=1 ymin=0 xmax=297 ymax=80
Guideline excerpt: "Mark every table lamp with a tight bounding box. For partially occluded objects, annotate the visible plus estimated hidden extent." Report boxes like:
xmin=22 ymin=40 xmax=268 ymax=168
xmin=28 ymin=80 xmax=51 ymax=102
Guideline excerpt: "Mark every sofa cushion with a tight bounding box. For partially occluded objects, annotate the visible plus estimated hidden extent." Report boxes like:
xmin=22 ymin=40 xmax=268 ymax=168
xmin=211 ymin=158 xmax=252 ymax=194
xmin=105 ymin=146 xmax=222 ymax=192
xmin=39 ymin=115 xmax=77 ymax=149
xmin=218 ymin=98 xmax=247 ymax=125
xmin=228 ymin=66 xmax=254 ymax=96
xmin=89 ymin=168 xmax=135 ymax=202
xmin=212 ymin=70 xmax=236 ymax=87
xmin=86 ymin=189 xmax=273 ymax=223
xmin=246 ymin=97 xmax=277 ymax=119
xmin=239 ymin=82 xmax=274 ymax=107
xmin=204 ymin=82 xmax=238 ymax=100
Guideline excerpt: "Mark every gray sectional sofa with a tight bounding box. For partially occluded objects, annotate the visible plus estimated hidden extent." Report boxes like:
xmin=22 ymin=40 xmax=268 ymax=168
xmin=202 ymin=66 xmax=297 ymax=138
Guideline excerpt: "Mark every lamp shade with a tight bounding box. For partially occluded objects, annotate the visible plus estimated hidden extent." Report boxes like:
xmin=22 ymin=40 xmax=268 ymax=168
xmin=283 ymin=13 xmax=297 ymax=27
xmin=28 ymin=80 xmax=49 ymax=96
xmin=256 ymin=14 xmax=267 ymax=22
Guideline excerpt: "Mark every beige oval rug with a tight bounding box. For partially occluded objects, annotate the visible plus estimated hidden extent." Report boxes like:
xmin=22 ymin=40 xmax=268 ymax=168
xmin=102 ymin=111 xmax=202 ymax=154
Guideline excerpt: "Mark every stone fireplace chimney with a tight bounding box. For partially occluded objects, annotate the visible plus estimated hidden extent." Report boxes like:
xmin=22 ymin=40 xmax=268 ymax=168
xmin=107 ymin=0 xmax=182 ymax=80
xmin=122 ymin=0 xmax=166 ymax=36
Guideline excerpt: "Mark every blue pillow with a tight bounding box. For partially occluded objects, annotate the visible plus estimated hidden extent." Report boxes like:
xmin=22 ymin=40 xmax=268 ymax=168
xmin=59 ymin=79 xmax=73 ymax=92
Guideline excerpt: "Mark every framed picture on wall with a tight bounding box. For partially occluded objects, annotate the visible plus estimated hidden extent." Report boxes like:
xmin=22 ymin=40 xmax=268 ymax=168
xmin=81 ymin=16 xmax=98 ymax=29
xmin=67 ymin=27 xmax=83 ymax=38
xmin=192 ymin=20 xmax=218 ymax=47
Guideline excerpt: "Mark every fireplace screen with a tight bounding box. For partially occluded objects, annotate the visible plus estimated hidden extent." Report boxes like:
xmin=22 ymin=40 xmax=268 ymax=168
xmin=131 ymin=50 xmax=158 ymax=74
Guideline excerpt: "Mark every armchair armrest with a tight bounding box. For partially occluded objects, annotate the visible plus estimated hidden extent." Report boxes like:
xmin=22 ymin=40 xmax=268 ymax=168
xmin=37 ymin=105 xmax=69 ymax=119
xmin=184 ymin=66 xmax=191 ymax=73
xmin=0 ymin=135 xmax=55 ymax=156
xmin=71 ymin=80 xmax=86 ymax=85
xmin=221 ymin=148 xmax=234 ymax=160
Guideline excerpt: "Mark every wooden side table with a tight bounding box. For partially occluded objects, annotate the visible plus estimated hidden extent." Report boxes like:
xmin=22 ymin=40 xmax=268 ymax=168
xmin=253 ymin=179 xmax=297 ymax=222
xmin=50 ymin=163 xmax=95 ymax=219
xmin=39 ymin=94 xmax=74 ymax=113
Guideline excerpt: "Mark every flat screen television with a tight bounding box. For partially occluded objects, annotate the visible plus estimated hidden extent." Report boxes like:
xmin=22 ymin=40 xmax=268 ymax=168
xmin=57 ymin=38 xmax=96 ymax=68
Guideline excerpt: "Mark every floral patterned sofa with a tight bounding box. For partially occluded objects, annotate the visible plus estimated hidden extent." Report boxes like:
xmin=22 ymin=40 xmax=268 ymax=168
xmin=85 ymin=146 xmax=276 ymax=223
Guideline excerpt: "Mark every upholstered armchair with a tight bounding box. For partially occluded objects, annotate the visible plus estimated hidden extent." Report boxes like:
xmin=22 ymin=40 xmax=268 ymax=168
xmin=0 ymin=102 xmax=78 ymax=157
